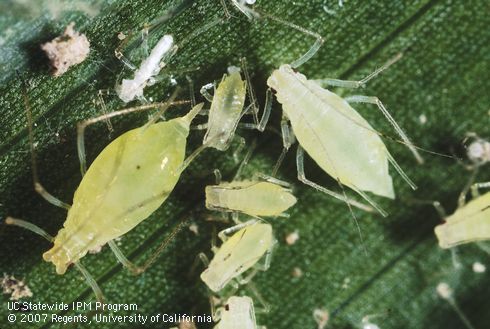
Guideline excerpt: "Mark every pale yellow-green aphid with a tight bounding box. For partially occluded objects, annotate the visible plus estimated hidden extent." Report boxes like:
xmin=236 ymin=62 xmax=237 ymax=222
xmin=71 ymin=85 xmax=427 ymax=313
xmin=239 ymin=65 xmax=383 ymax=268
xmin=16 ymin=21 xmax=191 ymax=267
xmin=201 ymin=66 xmax=246 ymax=151
xmin=198 ymin=59 xmax=270 ymax=151
xmin=205 ymin=179 xmax=297 ymax=218
xmin=434 ymin=190 xmax=490 ymax=248
xmin=6 ymin=79 xmax=208 ymax=301
xmin=214 ymin=296 xmax=262 ymax=329
xmin=43 ymin=102 xmax=204 ymax=275
xmin=200 ymin=221 xmax=275 ymax=292
xmin=219 ymin=1 xmax=421 ymax=216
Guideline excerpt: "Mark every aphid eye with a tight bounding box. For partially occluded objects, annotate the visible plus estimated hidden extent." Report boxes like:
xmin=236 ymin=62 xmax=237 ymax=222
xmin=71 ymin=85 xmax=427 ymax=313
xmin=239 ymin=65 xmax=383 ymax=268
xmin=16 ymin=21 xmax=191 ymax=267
xmin=225 ymin=304 xmax=230 ymax=311
xmin=136 ymin=165 xmax=141 ymax=170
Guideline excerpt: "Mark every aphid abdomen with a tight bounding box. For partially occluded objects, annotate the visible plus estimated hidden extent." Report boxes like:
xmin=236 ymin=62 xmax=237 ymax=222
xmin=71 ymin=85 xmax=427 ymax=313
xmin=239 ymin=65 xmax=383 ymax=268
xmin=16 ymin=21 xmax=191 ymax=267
xmin=267 ymin=65 xmax=394 ymax=199
xmin=201 ymin=223 xmax=273 ymax=292
xmin=435 ymin=192 xmax=490 ymax=248
xmin=203 ymin=72 xmax=246 ymax=150
xmin=44 ymin=117 xmax=193 ymax=274
xmin=216 ymin=296 xmax=257 ymax=329
xmin=206 ymin=181 xmax=297 ymax=216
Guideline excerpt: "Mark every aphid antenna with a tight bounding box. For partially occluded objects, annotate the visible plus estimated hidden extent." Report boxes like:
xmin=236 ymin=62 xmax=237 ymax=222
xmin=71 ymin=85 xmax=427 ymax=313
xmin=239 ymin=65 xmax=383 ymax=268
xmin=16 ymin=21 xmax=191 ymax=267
xmin=4 ymin=217 xmax=105 ymax=303
xmin=233 ymin=138 xmax=257 ymax=180
xmin=108 ymin=218 xmax=189 ymax=275
xmin=247 ymin=7 xmax=325 ymax=68
xmin=17 ymin=71 xmax=71 ymax=210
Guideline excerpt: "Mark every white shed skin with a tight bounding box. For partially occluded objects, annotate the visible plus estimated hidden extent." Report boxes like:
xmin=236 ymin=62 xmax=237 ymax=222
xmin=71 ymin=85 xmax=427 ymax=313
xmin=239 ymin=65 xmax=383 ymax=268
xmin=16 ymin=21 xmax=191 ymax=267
xmin=116 ymin=35 xmax=174 ymax=103
xmin=267 ymin=64 xmax=395 ymax=199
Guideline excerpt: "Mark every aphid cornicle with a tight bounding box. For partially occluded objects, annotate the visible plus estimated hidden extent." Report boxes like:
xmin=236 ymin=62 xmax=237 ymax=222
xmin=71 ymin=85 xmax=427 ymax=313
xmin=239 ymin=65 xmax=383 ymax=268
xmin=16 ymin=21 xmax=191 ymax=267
xmin=6 ymin=79 xmax=211 ymax=300
xmin=200 ymin=221 xmax=275 ymax=293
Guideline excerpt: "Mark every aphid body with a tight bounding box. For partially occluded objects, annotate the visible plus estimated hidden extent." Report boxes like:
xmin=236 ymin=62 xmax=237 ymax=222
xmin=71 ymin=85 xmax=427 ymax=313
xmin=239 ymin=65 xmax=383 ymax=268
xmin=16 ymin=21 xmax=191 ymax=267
xmin=434 ymin=192 xmax=490 ymax=248
xmin=44 ymin=103 xmax=203 ymax=274
xmin=203 ymin=67 xmax=247 ymax=151
xmin=205 ymin=180 xmax=296 ymax=217
xmin=201 ymin=222 xmax=274 ymax=292
xmin=215 ymin=296 xmax=258 ymax=329
xmin=267 ymin=65 xmax=396 ymax=199
xmin=116 ymin=35 xmax=174 ymax=103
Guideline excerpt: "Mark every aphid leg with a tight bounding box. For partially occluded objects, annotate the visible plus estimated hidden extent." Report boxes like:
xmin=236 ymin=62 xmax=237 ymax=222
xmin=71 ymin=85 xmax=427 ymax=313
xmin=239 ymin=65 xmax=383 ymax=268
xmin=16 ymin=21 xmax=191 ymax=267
xmin=254 ymin=173 xmax=291 ymax=188
xmin=296 ymin=145 xmax=376 ymax=213
xmin=385 ymin=151 xmax=417 ymax=190
xmin=180 ymin=128 xmax=225 ymax=172
xmin=74 ymin=262 xmax=105 ymax=303
xmin=114 ymin=30 xmax=137 ymax=71
xmin=217 ymin=219 xmax=258 ymax=242
xmin=229 ymin=0 xmax=258 ymax=20
xmin=214 ymin=169 xmax=222 ymax=185
xmin=470 ymin=181 xmax=490 ymax=197
xmin=107 ymin=220 xmax=188 ymax=275
xmin=218 ymin=0 xmax=232 ymax=19
xmin=271 ymin=114 xmax=295 ymax=176
xmin=96 ymin=89 xmax=114 ymax=133
xmin=77 ymin=97 xmax=188 ymax=175
xmin=186 ymin=75 xmax=196 ymax=107
xmin=233 ymin=138 xmax=257 ymax=180
xmin=200 ymin=82 xmax=215 ymax=102
xmin=238 ymin=88 xmax=273 ymax=132
xmin=246 ymin=281 xmax=270 ymax=314
xmin=19 ymin=74 xmax=71 ymax=210
xmin=5 ymin=217 xmax=105 ymax=302
xmin=314 ymin=53 xmax=403 ymax=89
xmin=457 ymin=169 xmax=479 ymax=207
xmin=232 ymin=136 xmax=246 ymax=164
xmin=345 ymin=95 xmax=424 ymax=164
xmin=243 ymin=8 xmax=324 ymax=68
xmin=238 ymin=240 xmax=275 ymax=286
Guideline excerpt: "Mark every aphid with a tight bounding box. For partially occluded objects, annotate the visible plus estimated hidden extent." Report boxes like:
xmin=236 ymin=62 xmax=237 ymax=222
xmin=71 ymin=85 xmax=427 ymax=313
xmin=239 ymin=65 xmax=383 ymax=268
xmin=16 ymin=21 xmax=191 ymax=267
xmin=223 ymin=1 xmax=422 ymax=215
xmin=213 ymin=296 xmax=262 ymax=329
xmin=116 ymin=34 xmax=176 ymax=103
xmin=200 ymin=221 xmax=275 ymax=292
xmin=197 ymin=59 xmax=270 ymax=151
xmin=205 ymin=142 xmax=297 ymax=220
xmin=436 ymin=282 xmax=476 ymax=329
xmin=5 ymin=79 xmax=211 ymax=301
xmin=434 ymin=181 xmax=490 ymax=248
xmin=205 ymin=176 xmax=297 ymax=219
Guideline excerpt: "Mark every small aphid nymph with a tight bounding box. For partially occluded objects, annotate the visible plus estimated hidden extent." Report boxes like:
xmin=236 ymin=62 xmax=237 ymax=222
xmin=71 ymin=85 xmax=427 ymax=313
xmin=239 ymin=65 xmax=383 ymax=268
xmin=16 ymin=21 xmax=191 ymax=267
xmin=200 ymin=221 xmax=275 ymax=292
xmin=214 ymin=296 xmax=260 ymax=329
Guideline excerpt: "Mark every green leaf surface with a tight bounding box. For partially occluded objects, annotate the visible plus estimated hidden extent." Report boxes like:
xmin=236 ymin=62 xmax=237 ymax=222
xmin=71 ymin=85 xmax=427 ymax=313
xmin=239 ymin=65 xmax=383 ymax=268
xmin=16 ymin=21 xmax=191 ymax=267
xmin=1 ymin=0 xmax=489 ymax=328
